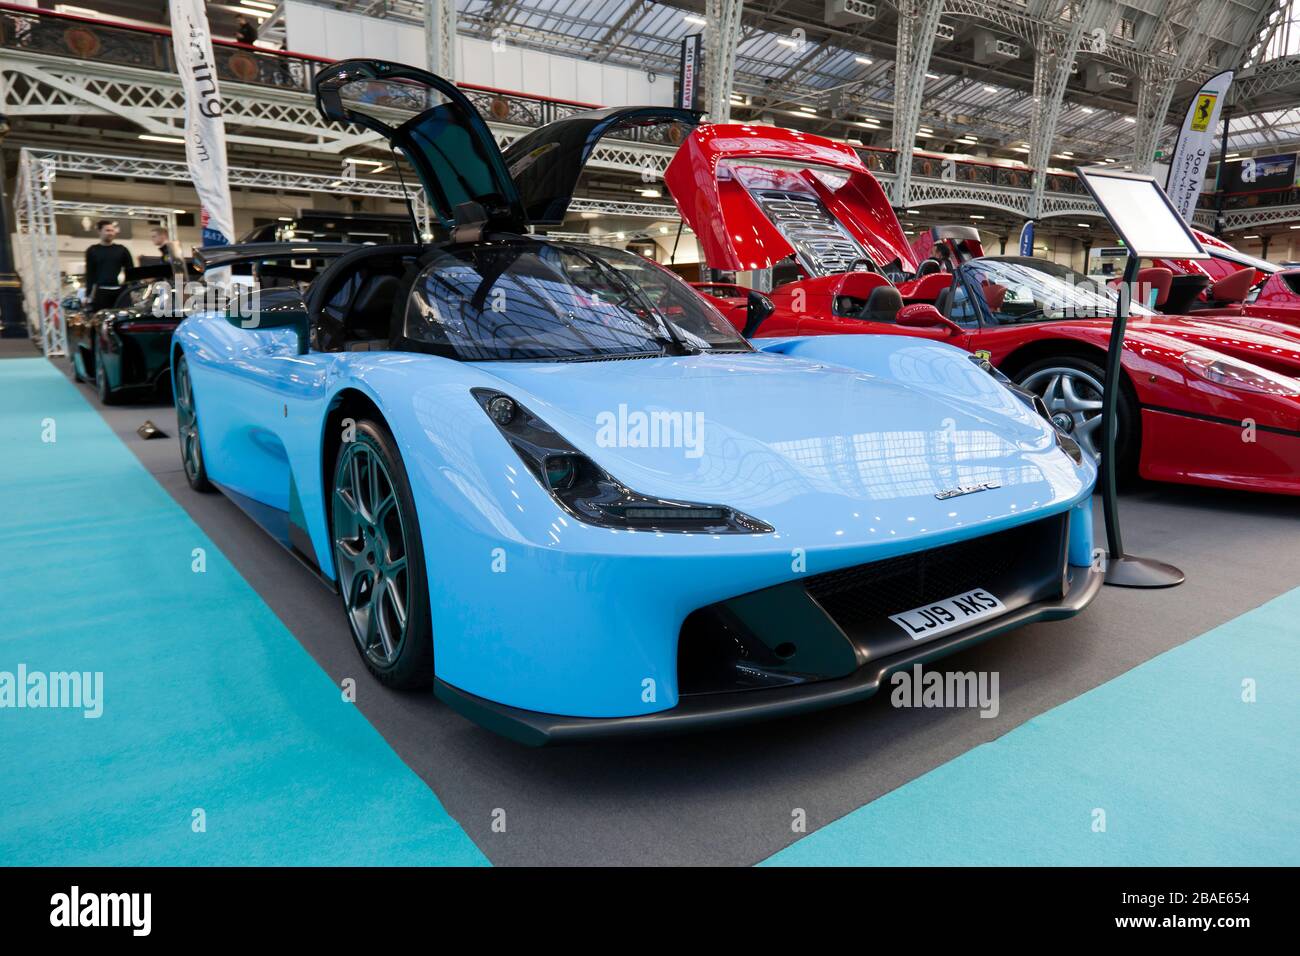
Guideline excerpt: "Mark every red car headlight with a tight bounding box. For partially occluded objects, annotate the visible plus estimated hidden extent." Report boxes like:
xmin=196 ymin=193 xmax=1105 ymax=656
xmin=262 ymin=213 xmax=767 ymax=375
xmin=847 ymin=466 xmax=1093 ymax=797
xmin=1181 ymin=349 xmax=1300 ymax=397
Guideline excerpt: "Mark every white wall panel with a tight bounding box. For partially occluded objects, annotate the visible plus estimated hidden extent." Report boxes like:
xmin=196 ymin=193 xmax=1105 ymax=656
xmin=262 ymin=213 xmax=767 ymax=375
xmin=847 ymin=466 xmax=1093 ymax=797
xmin=548 ymin=56 xmax=578 ymax=102
xmin=458 ymin=37 xmax=494 ymax=87
xmin=520 ymin=50 xmax=551 ymax=97
xmin=600 ymin=65 xmax=628 ymax=108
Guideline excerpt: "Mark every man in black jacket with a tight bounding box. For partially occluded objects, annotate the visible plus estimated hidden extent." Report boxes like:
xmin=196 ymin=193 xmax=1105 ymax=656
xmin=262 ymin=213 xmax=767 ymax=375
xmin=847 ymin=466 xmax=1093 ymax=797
xmin=84 ymin=220 xmax=133 ymax=312
xmin=235 ymin=15 xmax=258 ymax=46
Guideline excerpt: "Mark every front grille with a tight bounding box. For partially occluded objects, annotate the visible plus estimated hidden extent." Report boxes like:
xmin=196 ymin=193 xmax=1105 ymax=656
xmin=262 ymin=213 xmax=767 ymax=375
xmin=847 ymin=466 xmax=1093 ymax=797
xmin=677 ymin=514 xmax=1069 ymax=696
xmin=805 ymin=515 xmax=1065 ymax=637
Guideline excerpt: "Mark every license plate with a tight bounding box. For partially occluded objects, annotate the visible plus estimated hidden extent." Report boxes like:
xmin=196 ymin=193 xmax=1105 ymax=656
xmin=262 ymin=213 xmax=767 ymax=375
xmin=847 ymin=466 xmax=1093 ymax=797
xmin=888 ymin=588 xmax=1006 ymax=641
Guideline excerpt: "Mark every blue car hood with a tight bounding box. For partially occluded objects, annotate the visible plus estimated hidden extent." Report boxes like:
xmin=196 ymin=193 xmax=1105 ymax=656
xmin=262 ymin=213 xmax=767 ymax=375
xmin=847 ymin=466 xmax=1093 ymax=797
xmin=473 ymin=348 xmax=1091 ymax=540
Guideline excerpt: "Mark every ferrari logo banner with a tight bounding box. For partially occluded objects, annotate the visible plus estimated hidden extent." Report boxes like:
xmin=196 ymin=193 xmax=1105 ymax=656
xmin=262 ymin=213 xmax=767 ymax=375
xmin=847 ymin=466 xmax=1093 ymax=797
xmin=1165 ymin=70 xmax=1233 ymax=222
xmin=1190 ymin=93 xmax=1217 ymax=132
xmin=168 ymin=0 xmax=235 ymax=249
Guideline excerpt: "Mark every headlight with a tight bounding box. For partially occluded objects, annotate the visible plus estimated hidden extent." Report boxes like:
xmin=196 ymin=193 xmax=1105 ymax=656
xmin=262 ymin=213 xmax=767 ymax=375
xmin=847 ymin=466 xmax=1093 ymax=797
xmin=472 ymin=388 xmax=774 ymax=534
xmin=969 ymin=354 xmax=1085 ymax=464
xmin=1182 ymin=349 xmax=1300 ymax=397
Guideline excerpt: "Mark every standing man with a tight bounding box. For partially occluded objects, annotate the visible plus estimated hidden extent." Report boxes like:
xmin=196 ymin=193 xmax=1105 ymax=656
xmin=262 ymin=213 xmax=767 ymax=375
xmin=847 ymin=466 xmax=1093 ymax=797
xmin=149 ymin=224 xmax=182 ymax=269
xmin=234 ymin=15 xmax=258 ymax=45
xmin=83 ymin=220 xmax=133 ymax=312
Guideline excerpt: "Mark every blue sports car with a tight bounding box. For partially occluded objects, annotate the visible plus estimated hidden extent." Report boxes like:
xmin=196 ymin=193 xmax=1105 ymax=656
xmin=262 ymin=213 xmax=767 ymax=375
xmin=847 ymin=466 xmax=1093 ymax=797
xmin=172 ymin=59 xmax=1101 ymax=744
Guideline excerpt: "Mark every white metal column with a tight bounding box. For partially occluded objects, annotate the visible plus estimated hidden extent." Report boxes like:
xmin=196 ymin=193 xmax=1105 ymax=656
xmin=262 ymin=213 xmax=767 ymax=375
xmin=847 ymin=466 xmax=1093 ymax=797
xmin=1027 ymin=0 xmax=1111 ymax=218
xmin=14 ymin=151 xmax=63 ymax=355
xmin=704 ymin=0 xmax=744 ymax=124
xmin=891 ymin=0 xmax=947 ymax=208
xmin=425 ymin=0 xmax=457 ymax=78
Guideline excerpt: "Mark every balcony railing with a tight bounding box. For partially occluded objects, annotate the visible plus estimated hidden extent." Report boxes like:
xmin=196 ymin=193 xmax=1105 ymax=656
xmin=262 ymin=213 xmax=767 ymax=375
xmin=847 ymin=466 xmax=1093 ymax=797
xmin=0 ymin=2 xmax=1120 ymax=199
xmin=0 ymin=2 xmax=689 ymax=147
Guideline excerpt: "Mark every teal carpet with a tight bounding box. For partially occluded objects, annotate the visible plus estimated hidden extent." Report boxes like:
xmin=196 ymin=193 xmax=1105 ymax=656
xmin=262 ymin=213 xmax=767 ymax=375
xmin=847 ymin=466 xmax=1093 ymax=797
xmin=0 ymin=358 xmax=486 ymax=865
xmin=763 ymin=583 xmax=1299 ymax=866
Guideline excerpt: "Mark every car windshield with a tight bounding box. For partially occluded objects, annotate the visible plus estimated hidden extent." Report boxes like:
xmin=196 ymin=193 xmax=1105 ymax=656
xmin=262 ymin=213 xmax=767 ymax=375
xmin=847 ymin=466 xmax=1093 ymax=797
xmin=959 ymin=256 xmax=1155 ymax=323
xmin=402 ymin=240 xmax=753 ymax=361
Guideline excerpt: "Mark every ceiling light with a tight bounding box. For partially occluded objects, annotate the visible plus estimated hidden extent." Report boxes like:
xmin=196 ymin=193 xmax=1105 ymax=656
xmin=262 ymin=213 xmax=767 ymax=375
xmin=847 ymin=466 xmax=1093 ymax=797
xmin=855 ymin=55 xmax=872 ymax=65
xmin=139 ymin=133 xmax=184 ymax=144
xmin=1077 ymin=223 xmax=1091 ymax=227
xmin=1244 ymin=234 xmax=1260 ymax=239
xmin=1081 ymin=106 xmax=1095 ymax=114
xmin=982 ymin=85 xmax=997 ymax=93
xmin=1225 ymin=152 xmax=1240 ymax=159
xmin=777 ymin=37 xmax=798 ymax=48
xmin=1103 ymin=158 xmax=1116 ymax=163
xmin=683 ymin=14 xmax=707 ymax=26
xmin=278 ymin=216 xmax=293 ymax=222
xmin=926 ymin=73 xmax=941 ymax=80
xmin=799 ymin=106 xmax=817 ymax=114
xmin=969 ymin=214 xmax=985 ymax=219
xmin=1012 ymin=145 xmax=1031 ymax=153
xmin=660 ymin=226 xmax=670 ymax=234
xmin=639 ymin=188 xmax=661 ymax=198
xmin=343 ymin=157 xmax=386 ymax=167
xmin=918 ymin=126 xmax=934 ymax=135
xmin=1124 ymin=116 xmax=1136 ymax=123
xmin=240 ymin=0 xmax=276 ymax=10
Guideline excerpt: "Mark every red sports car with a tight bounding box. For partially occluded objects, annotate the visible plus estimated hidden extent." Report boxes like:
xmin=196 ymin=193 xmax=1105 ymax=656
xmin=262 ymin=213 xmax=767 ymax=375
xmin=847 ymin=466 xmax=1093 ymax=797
xmin=691 ymin=280 xmax=759 ymax=332
xmin=1148 ymin=230 xmax=1300 ymax=326
xmin=664 ymin=123 xmax=1300 ymax=495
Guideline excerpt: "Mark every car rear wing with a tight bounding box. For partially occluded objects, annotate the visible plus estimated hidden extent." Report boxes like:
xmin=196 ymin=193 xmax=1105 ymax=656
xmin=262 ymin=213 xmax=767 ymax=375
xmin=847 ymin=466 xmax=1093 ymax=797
xmin=192 ymin=242 xmax=359 ymax=273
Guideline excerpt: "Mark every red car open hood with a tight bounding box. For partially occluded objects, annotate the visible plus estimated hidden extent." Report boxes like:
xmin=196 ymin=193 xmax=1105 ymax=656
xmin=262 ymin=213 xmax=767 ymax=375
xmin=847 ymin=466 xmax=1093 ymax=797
xmin=664 ymin=124 xmax=917 ymax=276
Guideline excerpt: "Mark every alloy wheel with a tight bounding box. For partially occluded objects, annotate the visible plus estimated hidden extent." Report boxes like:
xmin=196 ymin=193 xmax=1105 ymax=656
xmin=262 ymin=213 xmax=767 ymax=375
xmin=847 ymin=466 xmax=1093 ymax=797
xmin=95 ymin=350 xmax=111 ymax=403
xmin=174 ymin=358 xmax=204 ymax=484
xmin=1019 ymin=365 xmax=1106 ymax=461
xmin=332 ymin=440 xmax=411 ymax=670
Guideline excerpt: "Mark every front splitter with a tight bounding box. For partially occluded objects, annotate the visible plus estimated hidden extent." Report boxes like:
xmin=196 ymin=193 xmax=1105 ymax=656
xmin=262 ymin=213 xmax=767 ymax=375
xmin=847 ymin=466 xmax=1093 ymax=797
xmin=435 ymin=564 xmax=1105 ymax=746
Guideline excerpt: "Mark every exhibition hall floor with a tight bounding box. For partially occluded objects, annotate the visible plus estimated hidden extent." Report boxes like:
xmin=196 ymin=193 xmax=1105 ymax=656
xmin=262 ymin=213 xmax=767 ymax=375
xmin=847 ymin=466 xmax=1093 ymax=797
xmin=2 ymin=348 xmax=1296 ymax=866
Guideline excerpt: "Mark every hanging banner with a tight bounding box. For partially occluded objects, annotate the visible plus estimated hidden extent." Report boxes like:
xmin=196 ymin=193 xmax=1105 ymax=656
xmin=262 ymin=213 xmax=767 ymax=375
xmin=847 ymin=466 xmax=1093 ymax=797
xmin=679 ymin=34 xmax=702 ymax=112
xmin=169 ymin=0 xmax=235 ymax=250
xmin=1164 ymin=69 xmax=1233 ymax=222
xmin=1220 ymin=152 xmax=1298 ymax=194
xmin=1018 ymin=219 xmax=1035 ymax=257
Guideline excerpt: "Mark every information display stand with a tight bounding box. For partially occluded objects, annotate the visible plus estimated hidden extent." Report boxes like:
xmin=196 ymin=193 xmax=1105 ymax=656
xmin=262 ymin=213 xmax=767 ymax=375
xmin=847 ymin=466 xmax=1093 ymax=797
xmin=1074 ymin=168 xmax=1210 ymax=589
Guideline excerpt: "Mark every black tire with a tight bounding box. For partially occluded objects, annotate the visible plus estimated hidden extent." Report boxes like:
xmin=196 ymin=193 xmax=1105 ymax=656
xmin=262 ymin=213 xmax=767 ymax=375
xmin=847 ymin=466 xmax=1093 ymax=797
xmin=93 ymin=345 xmax=119 ymax=406
xmin=330 ymin=419 xmax=432 ymax=689
xmin=173 ymin=353 xmax=214 ymax=493
xmin=1014 ymin=353 xmax=1140 ymax=479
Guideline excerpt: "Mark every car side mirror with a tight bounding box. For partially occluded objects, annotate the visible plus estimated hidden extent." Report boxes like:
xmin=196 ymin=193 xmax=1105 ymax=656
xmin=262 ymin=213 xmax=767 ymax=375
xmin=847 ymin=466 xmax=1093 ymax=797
xmin=742 ymin=289 xmax=776 ymax=338
xmin=896 ymin=302 xmax=963 ymax=336
xmin=226 ymin=285 xmax=311 ymax=355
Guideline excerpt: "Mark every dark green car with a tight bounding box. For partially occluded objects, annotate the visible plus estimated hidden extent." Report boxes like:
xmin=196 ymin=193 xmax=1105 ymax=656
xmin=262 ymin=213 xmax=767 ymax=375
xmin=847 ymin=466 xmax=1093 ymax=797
xmin=68 ymin=263 xmax=189 ymax=405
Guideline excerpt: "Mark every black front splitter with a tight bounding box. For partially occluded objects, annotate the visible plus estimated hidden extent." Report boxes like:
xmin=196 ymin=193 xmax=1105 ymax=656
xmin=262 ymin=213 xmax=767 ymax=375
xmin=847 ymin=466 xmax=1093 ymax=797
xmin=434 ymin=564 xmax=1104 ymax=746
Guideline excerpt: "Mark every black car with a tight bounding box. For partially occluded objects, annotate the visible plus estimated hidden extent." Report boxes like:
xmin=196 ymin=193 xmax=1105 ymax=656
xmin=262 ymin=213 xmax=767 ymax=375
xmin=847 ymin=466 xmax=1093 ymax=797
xmin=68 ymin=263 xmax=189 ymax=404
